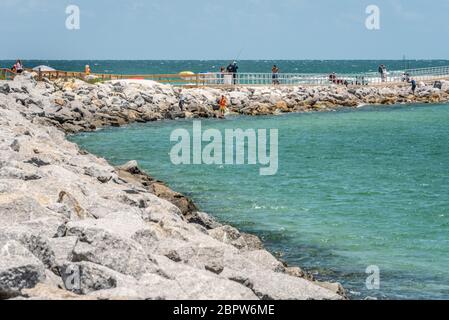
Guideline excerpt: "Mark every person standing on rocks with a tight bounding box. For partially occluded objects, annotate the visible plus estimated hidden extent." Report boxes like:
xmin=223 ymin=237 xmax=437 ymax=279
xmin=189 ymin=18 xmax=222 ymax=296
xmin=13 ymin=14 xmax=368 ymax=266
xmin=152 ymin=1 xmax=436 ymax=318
xmin=179 ymin=92 xmax=186 ymax=111
xmin=379 ymin=64 xmax=387 ymax=82
xmin=219 ymin=95 xmax=228 ymax=118
xmin=410 ymin=79 xmax=417 ymax=94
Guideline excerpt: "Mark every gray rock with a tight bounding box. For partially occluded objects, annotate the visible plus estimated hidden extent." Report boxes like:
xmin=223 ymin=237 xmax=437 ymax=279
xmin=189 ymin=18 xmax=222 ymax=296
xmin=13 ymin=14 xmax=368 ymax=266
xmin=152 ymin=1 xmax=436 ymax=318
xmin=222 ymin=267 xmax=343 ymax=300
xmin=187 ymin=211 xmax=222 ymax=230
xmin=25 ymin=157 xmax=51 ymax=167
xmin=0 ymin=166 xmax=41 ymax=181
xmin=208 ymin=225 xmax=248 ymax=250
xmin=241 ymin=250 xmax=285 ymax=273
xmin=60 ymin=262 xmax=136 ymax=295
xmin=117 ymin=160 xmax=141 ymax=174
xmin=0 ymin=197 xmax=58 ymax=227
xmin=315 ymin=281 xmax=347 ymax=298
xmin=45 ymin=108 xmax=76 ymax=124
xmin=0 ymin=241 xmax=46 ymax=299
xmin=240 ymin=233 xmax=264 ymax=251
xmin=0 ymin=83 xmax=11 ymax=95
xmin=48 ymin=237 xmax=78 ymax=268
xmin=20 ymin=283 xmax=88 ymax=300
xmin=21 ymin=217 xmax=67 ymax=238
xmin=43 ymin=269 xmax=64 ymax=289
xmin=66 ymin=221 xmax=154 ymax=277
xmin=84 ymin=165 xmax=114 ymax=183
xmin=63 ymin=92 xmax=76 ymax=101
xmin=57 ymin=191 xmax=88 ymax=220
xmin=0 ymin=226 xmax=56 ymax=270
xmin=152 ymin=256 xmax=258 ymax=300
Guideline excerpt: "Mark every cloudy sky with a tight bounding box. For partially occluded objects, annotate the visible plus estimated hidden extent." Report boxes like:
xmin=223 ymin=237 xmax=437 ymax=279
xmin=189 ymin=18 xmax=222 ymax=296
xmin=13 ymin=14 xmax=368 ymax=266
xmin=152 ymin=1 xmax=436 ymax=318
xmin=1 ymin=0 xmax=448 ymax=59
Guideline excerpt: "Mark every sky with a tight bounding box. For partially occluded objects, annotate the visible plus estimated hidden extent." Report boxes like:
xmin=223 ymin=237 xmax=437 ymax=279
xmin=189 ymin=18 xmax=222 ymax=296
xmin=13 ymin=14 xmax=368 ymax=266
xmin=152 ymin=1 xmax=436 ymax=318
xmin=1 ymin=0 xmax=448 ymax=60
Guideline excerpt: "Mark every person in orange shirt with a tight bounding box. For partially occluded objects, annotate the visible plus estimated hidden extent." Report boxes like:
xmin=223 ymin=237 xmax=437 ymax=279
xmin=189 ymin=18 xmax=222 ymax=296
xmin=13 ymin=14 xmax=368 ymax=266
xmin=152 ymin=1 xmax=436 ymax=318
xmin=219 ymin=95 xmax=227 ymax=118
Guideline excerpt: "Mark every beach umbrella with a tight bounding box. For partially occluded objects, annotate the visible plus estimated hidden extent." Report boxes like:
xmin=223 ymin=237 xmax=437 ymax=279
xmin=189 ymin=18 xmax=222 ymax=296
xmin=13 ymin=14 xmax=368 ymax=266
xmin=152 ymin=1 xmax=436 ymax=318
xmin=179 ymin=71 xmax=195 ymax=81
xmin=32 ymin=65 xmax=56 ymax=72
xmin=179 ymin=71 xmax=195 ymax=76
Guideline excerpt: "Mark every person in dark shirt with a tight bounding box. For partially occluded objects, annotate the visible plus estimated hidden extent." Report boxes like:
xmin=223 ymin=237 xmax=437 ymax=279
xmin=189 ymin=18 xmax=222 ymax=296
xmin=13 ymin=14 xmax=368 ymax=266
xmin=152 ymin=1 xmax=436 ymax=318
xmin=272 ymin=65 xmax=280 ymax=85
xmin=378 ymin=64 xmax=387 ymax=82
xmin=227 ymin=61 xmax=239 ymax=84
xmin=178 ymin=92 xmax=186 ymax=111
xmin=410 ymin=79 xmax=417 ymax=94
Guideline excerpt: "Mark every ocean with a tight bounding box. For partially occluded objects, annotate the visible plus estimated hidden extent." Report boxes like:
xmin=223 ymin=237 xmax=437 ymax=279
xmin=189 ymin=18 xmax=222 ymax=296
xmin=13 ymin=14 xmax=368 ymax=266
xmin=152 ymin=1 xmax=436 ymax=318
xmin=70 ymin=103 xmax=449 ymax=300
xmin=2 ymin=59 xmax=449 ymax=75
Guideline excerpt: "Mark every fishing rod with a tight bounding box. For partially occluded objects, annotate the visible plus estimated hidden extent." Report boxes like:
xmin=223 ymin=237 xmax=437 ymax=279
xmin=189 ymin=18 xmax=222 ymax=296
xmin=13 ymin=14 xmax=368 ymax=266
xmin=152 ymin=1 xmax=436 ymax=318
xmin=228 ymin=48 xmax=244 ymax=65
xmin=235 ymin=48 xmax=244 ymax=62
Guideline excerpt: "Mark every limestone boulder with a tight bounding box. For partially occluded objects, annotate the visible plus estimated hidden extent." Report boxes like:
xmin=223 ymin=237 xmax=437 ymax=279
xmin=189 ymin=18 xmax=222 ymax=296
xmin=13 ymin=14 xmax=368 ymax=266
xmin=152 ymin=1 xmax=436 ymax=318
xmin=0 ymin=241 xmax=46 ymax=299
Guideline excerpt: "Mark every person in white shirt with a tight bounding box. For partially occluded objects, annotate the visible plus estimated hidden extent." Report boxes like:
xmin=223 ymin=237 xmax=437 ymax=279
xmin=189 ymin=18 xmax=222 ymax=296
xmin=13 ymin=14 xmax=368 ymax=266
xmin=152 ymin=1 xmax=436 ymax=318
xmin=14 ymin=60 xmax=24 ymax=74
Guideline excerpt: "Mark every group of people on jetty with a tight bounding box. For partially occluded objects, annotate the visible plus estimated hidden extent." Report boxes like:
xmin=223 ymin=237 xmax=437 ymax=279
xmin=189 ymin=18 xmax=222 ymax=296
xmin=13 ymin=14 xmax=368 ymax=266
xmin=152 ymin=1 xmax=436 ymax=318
xmin=328 ymin=64 xmax=417 ymax=93
xmin=219 ymin=62 xmax=281 ymax=85
xmin=378 ymin=64 xmax=417 ymax=93
xmin=217 ymin=62 xmax=418 ymax=91
xmin=219 ymin=62 xmax=240 ymax=85
xmin=5 ymin=60 xmax=427 ymax=115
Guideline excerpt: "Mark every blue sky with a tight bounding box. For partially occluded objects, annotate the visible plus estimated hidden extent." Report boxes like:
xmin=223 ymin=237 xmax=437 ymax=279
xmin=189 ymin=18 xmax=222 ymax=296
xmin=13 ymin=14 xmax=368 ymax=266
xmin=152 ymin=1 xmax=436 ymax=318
xmin=1 ymin=0 xmax=448 ymax=59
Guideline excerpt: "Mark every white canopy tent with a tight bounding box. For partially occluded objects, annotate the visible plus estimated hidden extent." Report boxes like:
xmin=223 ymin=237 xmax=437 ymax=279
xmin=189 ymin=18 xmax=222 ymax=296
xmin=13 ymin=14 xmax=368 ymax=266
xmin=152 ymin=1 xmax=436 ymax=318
xmin=32 ymin=65 xmax=56 ymax=72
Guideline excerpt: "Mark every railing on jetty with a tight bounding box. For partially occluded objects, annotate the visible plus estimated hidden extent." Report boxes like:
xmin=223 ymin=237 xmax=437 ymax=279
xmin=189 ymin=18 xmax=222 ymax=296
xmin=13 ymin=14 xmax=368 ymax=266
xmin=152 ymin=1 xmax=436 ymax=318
xmin=0 ymin=68 xmax=18 ymax=81
xmin=2 ymin=66 xmax=449 ymax=87
xmin=201 ymin=66 xmax=449 ymax=86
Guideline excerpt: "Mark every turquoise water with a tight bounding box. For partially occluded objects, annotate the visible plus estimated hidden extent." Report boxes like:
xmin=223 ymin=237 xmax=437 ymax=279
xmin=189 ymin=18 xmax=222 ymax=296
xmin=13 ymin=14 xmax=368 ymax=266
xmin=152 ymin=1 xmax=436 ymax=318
xmin=2 ymin=60 xmax=449 ymax=75
xmin=70 ymin=103 xmax=449 ymax=300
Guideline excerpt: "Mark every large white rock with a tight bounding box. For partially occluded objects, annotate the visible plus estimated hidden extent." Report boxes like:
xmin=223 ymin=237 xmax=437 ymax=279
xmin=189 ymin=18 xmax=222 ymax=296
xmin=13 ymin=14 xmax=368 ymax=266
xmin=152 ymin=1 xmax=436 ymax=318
xmin=0 ymin=241 xmax=46 ymax=299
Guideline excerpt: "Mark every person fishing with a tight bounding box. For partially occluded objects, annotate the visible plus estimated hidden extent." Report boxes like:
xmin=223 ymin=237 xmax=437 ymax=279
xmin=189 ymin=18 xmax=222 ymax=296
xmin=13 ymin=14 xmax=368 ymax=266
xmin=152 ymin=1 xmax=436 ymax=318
xmin=226 ymin=61 xmax=239 ymax=85
xmin=219 ymin=95 xmax=228 ymax=118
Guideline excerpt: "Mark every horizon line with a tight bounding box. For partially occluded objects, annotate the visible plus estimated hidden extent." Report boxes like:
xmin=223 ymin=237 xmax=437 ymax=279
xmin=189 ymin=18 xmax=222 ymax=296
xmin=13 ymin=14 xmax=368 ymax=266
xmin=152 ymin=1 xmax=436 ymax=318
xmin=1 ymin=58 xmax=449 ymax=61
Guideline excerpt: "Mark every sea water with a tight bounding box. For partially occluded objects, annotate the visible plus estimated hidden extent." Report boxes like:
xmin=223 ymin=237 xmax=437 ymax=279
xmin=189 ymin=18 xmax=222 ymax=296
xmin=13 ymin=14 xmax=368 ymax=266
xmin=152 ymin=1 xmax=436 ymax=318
xmin=2 ymin=59 xmax=449 ymax=75
xmin=70 ymin=103 xmax=449 ymax=300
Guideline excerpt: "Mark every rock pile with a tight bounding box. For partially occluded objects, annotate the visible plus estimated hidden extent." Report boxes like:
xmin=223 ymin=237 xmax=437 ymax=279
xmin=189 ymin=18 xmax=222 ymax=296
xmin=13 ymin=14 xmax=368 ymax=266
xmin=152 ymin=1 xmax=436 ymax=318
xmin=4 ymin=73 xmax=449 ymax=134
xmin=0 ymin=74 xmax=347 ymax=300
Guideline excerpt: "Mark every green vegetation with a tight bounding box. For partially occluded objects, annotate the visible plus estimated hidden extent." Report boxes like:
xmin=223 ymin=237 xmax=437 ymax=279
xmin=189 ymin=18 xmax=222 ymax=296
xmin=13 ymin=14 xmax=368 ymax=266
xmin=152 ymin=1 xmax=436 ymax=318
xmin=85 ymin=77 xmax=106 ymax=85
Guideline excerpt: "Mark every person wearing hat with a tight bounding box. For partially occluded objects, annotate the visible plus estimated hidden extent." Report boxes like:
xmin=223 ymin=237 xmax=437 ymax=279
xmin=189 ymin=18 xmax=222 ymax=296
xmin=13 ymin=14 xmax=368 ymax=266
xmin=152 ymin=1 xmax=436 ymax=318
xmin=226 ymin=61 xmax=239 ymax=85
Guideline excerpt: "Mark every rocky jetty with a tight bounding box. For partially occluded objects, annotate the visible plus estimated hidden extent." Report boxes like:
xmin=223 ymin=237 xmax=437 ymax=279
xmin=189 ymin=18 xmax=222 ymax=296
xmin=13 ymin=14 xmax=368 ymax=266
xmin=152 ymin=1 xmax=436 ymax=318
xmin=0 ymin=74 xmax=348 ymax=300
xmin=1 ymin=73 xmax=448 ymax=300
xmin=1 ymin=74 xmax=447 ymax=134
